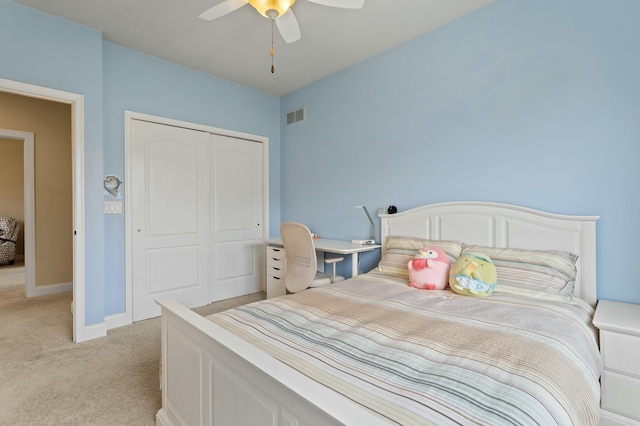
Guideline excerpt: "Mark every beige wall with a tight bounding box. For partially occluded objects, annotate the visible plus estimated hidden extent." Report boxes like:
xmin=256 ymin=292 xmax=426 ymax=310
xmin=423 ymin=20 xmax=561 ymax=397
xmin=0 ymin=137 xmax=25 ymax=255
xmin=0 ymin=92 xmax=72 ymax=287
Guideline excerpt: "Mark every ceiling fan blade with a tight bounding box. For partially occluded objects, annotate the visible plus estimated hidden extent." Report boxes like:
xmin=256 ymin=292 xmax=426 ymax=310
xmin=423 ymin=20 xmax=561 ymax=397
xmin=198 ymin=0 xmax=249 ymax=21
xmin=276 ymin=9 xmax=301 ymax=44
xmin=305 ymin=0 xmax=364 ymax=9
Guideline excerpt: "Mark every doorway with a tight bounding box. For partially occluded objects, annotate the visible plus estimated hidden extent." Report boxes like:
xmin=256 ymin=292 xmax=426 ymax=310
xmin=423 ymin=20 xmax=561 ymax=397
xmin=0 ymin=77 xmax=85 ymax=342
xmin=0 ymin=130 xmax=35 ymax=295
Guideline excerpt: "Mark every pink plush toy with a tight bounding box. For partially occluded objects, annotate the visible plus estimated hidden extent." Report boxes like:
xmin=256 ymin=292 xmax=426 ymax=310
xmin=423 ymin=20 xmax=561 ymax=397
xmin=407 ymin=246 xmax=451 ymax=290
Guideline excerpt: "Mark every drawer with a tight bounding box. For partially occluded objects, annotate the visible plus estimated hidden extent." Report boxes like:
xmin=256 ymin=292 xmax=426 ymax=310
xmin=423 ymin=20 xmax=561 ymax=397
xmin=602 ymin=331 xmax=640 ymax=377
xmin=601 ymin=370 xmax=640 ymax=421
xmin=267 ymin=265 xmax=285 ymax=279
xmin=266 ymin=246 xmax=286 ymax=260
xmin=266 ymin=275 xmax=286 ymax=299
xmin=267 ymin=256 xmax=286 ymax=269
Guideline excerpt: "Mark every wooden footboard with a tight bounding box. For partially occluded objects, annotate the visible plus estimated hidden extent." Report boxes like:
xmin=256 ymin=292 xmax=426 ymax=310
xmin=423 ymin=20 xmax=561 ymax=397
xmin=155 ymin=299 xmax=387 ymax=426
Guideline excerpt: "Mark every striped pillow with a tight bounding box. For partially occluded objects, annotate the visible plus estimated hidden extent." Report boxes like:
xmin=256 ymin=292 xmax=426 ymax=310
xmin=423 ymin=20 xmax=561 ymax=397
xmin=376 ymin=236 xmax=463 ymax=279
xmin=461 ymin=245 xmax=578 ymax=299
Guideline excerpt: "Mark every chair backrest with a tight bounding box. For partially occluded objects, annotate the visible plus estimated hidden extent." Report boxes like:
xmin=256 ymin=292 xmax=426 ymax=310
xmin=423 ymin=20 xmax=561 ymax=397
xmin=0 ymin=217 xmax=20 ymax=242
xmin=280 ymin=222 xmax=317 ymax=293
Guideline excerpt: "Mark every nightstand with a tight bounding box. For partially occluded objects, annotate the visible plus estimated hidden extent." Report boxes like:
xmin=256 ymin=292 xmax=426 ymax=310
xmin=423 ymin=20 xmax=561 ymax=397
xmin=593 ymin=300 xmax=640 ymax=426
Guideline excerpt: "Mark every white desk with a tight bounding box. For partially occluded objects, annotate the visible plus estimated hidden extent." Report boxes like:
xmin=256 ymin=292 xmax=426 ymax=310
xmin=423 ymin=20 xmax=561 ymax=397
xmin=266 ymin=237 xmax=381 ymax=278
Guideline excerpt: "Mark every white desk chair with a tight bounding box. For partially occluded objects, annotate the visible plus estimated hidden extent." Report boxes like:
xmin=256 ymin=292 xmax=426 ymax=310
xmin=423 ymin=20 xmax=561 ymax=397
xmin=280 ymin=222 xmax=344 ymax=293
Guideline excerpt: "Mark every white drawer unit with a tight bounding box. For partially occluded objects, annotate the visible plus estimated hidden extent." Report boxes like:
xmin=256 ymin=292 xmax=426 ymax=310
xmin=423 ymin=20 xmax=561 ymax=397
xmin=266 ymin=245 xmax=286 ymax=298
xmin=593 ymin=300 xmax=640 ymax=426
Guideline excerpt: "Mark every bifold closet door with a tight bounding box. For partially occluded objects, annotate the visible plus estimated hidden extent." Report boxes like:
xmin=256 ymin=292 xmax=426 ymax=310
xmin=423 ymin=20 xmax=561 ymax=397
xmin=131 ymin=120 xmax=213 ymax=321
xmin=130 ymin=120 xmax=264 ymax=321
xmin=210 ymin=134 xmax=263 ymax=301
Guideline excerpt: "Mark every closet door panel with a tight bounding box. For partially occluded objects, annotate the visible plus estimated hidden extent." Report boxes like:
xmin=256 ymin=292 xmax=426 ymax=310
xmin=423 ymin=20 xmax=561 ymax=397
xmin=131 ymin=120 xmax=212 ymax=321
xmin=211 ymin=134 xmax=264 ymax=301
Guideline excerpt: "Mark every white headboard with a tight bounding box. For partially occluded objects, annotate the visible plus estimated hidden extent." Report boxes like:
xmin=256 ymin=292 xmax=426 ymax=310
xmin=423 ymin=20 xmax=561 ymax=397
xmin=379 ymin=201 xmax=599 ymax=306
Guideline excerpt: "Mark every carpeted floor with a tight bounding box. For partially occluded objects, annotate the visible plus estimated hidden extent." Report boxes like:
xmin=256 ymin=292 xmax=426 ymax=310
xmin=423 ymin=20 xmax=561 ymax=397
xmin=0 ymin=262 xmax=264 ymax=425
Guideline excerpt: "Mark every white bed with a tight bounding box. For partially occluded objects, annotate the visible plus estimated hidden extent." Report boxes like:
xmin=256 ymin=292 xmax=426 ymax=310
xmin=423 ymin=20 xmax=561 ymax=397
xmin=156 ymin=201 xmax=601 ymax=426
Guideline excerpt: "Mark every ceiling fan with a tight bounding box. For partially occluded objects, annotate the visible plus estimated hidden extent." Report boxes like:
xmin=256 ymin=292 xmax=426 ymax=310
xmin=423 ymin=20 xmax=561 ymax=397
xmin=198 ymin=0 xmax=366 ymax=45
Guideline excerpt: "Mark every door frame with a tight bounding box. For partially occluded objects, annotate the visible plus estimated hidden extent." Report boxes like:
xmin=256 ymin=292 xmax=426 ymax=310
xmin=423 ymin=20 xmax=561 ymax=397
xmin=123 ymin=110 xmax=269 ymax=325
xmin=0 ymin=77 xmax=86 ymax=342
xmin=0 ymin=128 xmax=36 ymax=296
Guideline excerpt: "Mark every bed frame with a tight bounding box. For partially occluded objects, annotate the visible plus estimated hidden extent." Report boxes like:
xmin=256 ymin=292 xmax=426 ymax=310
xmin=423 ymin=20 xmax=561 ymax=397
xmin=156 ymin=201 xmax=599 ymax=426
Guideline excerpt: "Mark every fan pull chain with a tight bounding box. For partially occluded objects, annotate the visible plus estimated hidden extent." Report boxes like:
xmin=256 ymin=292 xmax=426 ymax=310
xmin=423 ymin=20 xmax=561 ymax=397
xmin=270 ymin=18 xmax=275 ymax=73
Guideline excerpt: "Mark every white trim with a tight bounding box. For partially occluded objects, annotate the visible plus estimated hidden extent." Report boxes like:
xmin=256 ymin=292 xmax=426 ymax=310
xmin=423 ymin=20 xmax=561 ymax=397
xmin=81 ymin=320 xmax=108 ymax=342
xmin=30 ymin=282 xmax=73 ymax=297
xmin=23 ymin=132 xmax=36 ymax=296
xmin=0 ymin=77 xmax=88 ymax=342
xmin=105 ymin=312 xmax=128 ymax=330
xmin=123 ymin=110 xmax=269 ymax=326
xmin=0 ymin=128 xmax=36 ymax=295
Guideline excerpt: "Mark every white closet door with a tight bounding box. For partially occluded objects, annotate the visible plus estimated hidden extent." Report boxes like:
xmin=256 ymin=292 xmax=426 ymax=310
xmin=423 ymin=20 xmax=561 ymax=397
xmin=211 ymin=134 xmax=264 ymax=301
xmin=131 ymin=120 xmax=212 ymax=321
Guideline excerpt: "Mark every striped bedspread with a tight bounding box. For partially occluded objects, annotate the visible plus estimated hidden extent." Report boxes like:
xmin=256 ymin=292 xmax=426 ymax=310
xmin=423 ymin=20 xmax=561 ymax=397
xmin=208 ymin=273 xmax=602 ymax=425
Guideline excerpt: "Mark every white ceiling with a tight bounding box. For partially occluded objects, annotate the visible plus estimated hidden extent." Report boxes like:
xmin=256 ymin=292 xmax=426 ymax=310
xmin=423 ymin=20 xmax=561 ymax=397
xmin=12 ymin=0 xmax=495 ymax=96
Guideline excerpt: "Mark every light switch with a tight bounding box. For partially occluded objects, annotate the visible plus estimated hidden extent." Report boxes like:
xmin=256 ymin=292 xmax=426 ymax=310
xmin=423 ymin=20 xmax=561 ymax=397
xmin=104 ymin=201 xmax=122 ymax=214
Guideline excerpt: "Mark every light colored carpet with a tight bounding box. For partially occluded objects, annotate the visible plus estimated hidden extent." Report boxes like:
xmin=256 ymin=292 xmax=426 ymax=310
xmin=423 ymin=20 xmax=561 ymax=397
xmin=0 ymin=263 xmax=265 ymax=425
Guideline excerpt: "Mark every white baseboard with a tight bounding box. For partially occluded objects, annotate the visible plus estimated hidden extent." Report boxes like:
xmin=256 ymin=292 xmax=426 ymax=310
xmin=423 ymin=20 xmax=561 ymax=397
xmin=106 ymin=312 xmax=129 ymax=330
xmin=29 ymin=281 xmax=72 ymax=297
xmin=77 ymin=321 xmax=107 ymax=342
xmin=71 ymin=309 xmax=125 ymax=342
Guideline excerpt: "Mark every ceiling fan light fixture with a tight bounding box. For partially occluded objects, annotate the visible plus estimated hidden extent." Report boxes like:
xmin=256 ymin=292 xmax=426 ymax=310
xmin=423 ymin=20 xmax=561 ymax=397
xmin=248 ymin=0 xmax=295 ymax=18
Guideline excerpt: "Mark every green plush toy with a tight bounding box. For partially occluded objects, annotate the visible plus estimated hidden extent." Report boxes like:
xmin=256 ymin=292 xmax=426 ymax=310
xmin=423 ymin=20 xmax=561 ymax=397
xmin=449 ymin=253 xmax=497 ymax=297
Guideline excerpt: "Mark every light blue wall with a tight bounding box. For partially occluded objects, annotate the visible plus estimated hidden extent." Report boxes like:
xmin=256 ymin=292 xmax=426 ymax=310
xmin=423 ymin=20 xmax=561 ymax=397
xmin=102 ymin=43 xmax=280 ymax=315
xmin=3 ymin=0 xmax=639 ymax=322
xmin=0 ymin=0 xmax=106 ymax=324
xmin=1 ymin=0 xmax=281 ymax=324
xmin=280 ymin=0 xmax=640 ymax=304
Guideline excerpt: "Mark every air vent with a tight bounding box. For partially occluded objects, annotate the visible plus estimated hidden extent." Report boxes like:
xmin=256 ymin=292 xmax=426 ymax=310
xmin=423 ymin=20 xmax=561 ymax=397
xmin=286 ymin=107 xmax=305 ymax=125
